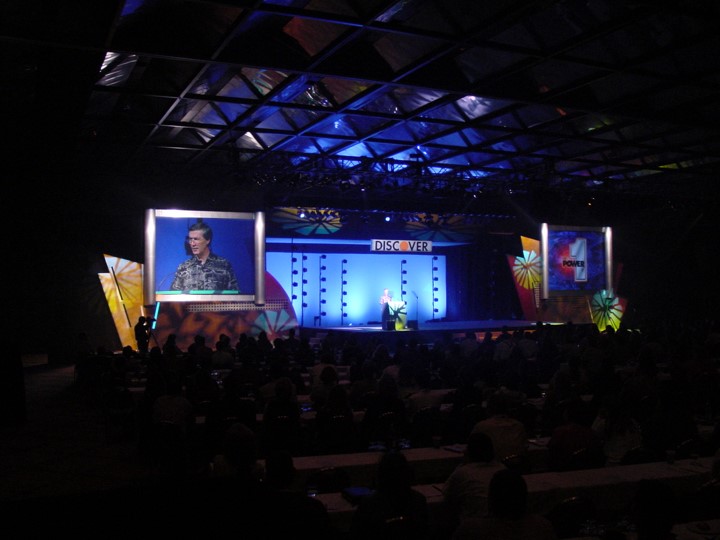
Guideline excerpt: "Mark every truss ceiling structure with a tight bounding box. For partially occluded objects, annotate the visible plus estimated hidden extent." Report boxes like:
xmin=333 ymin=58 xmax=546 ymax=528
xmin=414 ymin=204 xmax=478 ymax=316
xmin=5 ymin=0 xmax=720 ymax=219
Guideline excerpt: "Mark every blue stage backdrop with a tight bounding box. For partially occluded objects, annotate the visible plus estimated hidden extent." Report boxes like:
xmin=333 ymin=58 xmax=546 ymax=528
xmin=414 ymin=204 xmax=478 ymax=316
xmin=267 ymin=247 xmax=446 ymax=327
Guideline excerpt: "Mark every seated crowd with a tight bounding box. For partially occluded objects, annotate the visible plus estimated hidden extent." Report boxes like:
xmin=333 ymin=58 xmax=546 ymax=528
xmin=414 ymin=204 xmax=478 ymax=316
xmin=66 ymin=319 xmax=720 ymax=537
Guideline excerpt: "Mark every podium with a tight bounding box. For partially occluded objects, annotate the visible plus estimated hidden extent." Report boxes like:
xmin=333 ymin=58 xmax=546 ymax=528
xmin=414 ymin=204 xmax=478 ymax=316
xmin=387 ymin=300 xmax=408 ymax=330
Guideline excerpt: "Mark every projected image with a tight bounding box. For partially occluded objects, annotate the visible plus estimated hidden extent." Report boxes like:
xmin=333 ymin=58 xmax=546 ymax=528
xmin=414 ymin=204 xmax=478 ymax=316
xmin=145 ymin=209 xmax=265 ymax=303
xmin=541 ymin=224 xmax=612 ymax=297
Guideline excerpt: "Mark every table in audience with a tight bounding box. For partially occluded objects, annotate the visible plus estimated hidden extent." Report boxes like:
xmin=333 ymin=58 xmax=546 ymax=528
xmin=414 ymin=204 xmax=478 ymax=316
xmin=566 ymin=519 xmax=720 ymax=540
xmin=265 ymin=446 xmax=466 ymax=487
xmin=316 ymin=456 xmax=715 ymax=534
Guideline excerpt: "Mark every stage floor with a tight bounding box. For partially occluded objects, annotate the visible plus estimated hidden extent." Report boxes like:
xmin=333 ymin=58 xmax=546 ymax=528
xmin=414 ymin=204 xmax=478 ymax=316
xmin=319 ymin=319 xmax=542 ymax=333
xmin=298 ymin=319 xmax=558 ymax=350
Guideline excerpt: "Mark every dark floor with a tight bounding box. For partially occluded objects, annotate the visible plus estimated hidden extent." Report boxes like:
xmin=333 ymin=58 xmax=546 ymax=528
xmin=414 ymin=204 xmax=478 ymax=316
xmin=1 ymin=360 xmax=156 ymax=503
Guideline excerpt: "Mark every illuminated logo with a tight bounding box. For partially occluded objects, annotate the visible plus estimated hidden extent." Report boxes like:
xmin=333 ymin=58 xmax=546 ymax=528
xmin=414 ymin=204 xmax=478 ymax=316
xmin=562 ymin=237 xmax=587 ymax=282
xmin=371 ymin=239 xmax=433 ymax=252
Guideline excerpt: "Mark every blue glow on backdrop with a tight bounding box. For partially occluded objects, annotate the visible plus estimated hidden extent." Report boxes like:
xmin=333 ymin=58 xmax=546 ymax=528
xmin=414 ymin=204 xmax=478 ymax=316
xmin=267 ymin=251 xmax=447 ymax=327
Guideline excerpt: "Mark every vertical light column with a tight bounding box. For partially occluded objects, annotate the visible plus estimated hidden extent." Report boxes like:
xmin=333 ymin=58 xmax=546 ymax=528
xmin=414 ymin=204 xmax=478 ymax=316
xmin=318 ymin=254 xmax=327 ymax=326
xmin=341 ymin=259 xmax=349 ymax=326
xmin=432 ymin=256 xmax=440 ymax=319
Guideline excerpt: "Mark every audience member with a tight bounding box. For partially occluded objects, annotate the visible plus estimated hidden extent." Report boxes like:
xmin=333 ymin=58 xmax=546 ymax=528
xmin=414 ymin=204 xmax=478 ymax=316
xmin=151 ymin=372 xmax=194 ymax=433
xmin=211 ymin=338 xmax=235 ymax=369
xmin=547 ymin=397 xmax=605 ymax=471
xmin=451 ymin=468 xmax=557 ymax=540
xmin=348 ymin=359 xmax=380 ymax=410
xmin=261 ymin=449 xmax=334 ymax=538
xmin=440 ymin=431 xmax=507 ymax=534
xmin=360 ymin=373 xmax=409 ymax=447
xmin=591 ymin=394 xmax=642 ymax=466
xmin=630 ymin=479 xmax=680 ymax=540
xmin=261 ymin=376 xmax=302 ymax=455
xmin=314 ymin=385 xmax=358 ymax=454
xmin=310 ymin=364 xmax=339 ymax=410
xmin=350 ymin=450 xmax=429 ymax=540
xmin=471 ymin=391 xmax=528 ymax=462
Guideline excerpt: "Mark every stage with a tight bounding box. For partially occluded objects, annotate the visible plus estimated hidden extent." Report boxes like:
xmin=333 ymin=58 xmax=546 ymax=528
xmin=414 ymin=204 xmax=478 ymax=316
xmin=298 ymin=319 xmax=560 ymax=352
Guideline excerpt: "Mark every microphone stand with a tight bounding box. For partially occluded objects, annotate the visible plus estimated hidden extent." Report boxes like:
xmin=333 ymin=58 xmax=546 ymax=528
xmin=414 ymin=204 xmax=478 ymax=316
xmin=411 ymin=291 xmax=418 ymax=328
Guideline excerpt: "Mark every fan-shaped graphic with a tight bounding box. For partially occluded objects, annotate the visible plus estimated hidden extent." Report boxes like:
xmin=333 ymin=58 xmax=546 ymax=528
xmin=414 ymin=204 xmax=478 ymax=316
xmin=251 ymin=308 xmax=299 ymax=336
xmin=590 ymin=289 xmax=624 ymax=331
xmin=512 ymin=249 xmax=541 ymax=290
xmin=271 ymin=207 xmax=343 ymax=235
xmin=404 ymin=213 xmax=474 ymax=242
xmin=99 ymin=254 xmax=145 ymax=348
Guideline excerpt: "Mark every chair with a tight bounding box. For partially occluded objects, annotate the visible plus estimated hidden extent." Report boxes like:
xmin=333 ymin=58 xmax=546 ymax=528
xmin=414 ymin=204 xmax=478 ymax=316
xmin=508 ymin=401 xmax=539 ymax=435
xmin=409 ymin=406 xmax=444 ymax=448
xmin=150 ymin=421 xmax=189 ymax=476
xmin=545 ymin=495 xmax=598 ymax=539
xmin=369 ymin=411 xmax=400 ymax=448
xmin=262 ymin=414 xmax=302 ymax=456
xmin=456 ymin=403 xmax=485 ymax=443
xmin=315 ymin=413 xmax=359 ymax=454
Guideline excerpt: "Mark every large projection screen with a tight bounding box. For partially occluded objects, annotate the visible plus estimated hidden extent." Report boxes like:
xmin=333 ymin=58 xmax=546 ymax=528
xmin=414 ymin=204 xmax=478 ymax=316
xmin=144 ymin=209 xmax=265 ymax=304
xmin=541 ymin=223 xmax=613 ymax=299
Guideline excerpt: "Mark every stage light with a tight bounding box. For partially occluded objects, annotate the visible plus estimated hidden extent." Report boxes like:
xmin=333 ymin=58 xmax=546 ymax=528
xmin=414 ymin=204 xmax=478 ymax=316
xmin=292 ymin=257 xmax=297 ymax=263
xmin=299 ymin=212 xmax=306 ymax=218
xmin=292 ymin=294 xmax=297 ymax=300
xmin=402 ymin=290 xmax=407 ymax=295
xmin=302 ymin=291 xmax=307 ymax=295
xmin=342 ymin=290 xmax=347 ymax=295
xmin=321 ymin=288 xmax=326 ymax=293
xmin=303 ymin=255 xmax=308 ymax=260
xmin=292 ymin=282 xmax=298 ymax=287
xmin=433 ymin=277 xmax=438 ymax=281
xmin=342 ymin=270 xmax=347 ymax=274
xmin=434 ymin=298 xmax=439 ymax=302
xmin=401 ymin=260 xmax=407 ymax=264
xmin=402 ymin=270 xmax=407 ymax=274
xmin=402 ymin=280 xmax=407 ymax=284
xmin=433 ymin=267 xmax=438 ymax=271
xmin=384 ymin=216 xmax=390 ymax=222
xmin=292 ymin=270 xmax=298 ymax=275
xmin=302 ymin=280 xmax=308 ymax=285
xmin=321 ymin=311 xmax=327 ymax=316
xmin=321 ymin=299 xmax=326 ymax=304
xmin=433 ymin=308 xmax=439 ymax=312
xmin=342 ymin=259 xmax=347 ymax=263
xmin=433 ymin=287 xmax=438 ymax=292
xmin=342 ymin=280 xmax=347 ymax=285
xmin=321 ymin=277 xmax=326 ymax=282
xmin=321 ymin=265 xmax=326 ymax=270
xmin=342 ymin=302 xmax=347 ymax=307
xmin=302 ymin=303 xmax=308 ymax=308
xmin=321 ymin=254 xmax=327 ymax=259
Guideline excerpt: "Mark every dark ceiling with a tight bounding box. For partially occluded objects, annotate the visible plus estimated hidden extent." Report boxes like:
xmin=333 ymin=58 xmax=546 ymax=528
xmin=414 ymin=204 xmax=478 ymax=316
xmin=7 ymin=0 xmax=720 ymax=355
xmin=5 ymin=0 xmax=720 ymax=222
